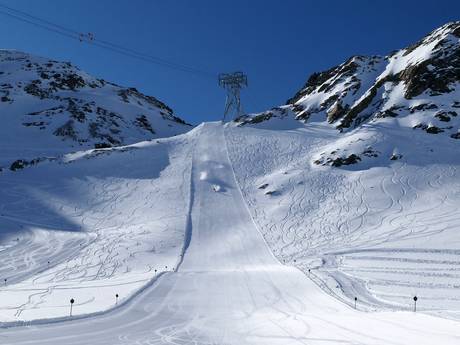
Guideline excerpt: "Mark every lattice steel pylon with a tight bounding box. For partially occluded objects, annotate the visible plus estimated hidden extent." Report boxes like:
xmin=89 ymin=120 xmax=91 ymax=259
xmin=218 ymin=72 xmax=248 ymax=122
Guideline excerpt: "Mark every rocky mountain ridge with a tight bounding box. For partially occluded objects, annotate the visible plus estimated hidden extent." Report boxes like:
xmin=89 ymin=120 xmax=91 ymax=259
xmin=236 ymin=22 xmax=460 ymax=167
xmin=0 ymin=50 xmax=191 ymax=170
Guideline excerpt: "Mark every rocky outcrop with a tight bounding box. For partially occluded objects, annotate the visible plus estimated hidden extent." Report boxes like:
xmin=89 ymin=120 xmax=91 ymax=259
xmin=0 ymin=50 xmax=192 ymax=169
xmin=282 ymin=22 xmax=460 ymax=138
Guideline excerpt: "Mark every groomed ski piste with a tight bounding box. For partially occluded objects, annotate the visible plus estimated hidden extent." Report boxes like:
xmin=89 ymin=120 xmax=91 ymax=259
xmin=0 ymin=121 xmax=459 ymax=344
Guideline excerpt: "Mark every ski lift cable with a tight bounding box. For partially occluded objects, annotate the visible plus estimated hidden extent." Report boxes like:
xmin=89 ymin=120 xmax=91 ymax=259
xmin=0 ymin=7 xmax=214 ymax=78
xmin=0 ymin=4 xmax=214 ymax=77
xmin=0 ymin=3 xmax=216 ymax=78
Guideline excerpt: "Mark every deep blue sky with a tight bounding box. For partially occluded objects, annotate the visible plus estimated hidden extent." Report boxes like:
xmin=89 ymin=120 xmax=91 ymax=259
xmin=0 ymin=0 xmax=459 ymax=124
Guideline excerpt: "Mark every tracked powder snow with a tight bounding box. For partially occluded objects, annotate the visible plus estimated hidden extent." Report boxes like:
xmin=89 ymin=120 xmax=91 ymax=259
xmin=0 ymin=22 xmax=460 ymax=345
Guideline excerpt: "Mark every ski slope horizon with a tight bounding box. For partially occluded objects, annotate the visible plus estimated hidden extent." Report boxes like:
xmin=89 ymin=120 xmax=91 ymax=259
xmin=1 ymin=122 xmax=459 ymax=345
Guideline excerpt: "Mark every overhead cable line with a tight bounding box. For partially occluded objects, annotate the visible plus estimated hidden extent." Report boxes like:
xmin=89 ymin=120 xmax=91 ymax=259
xmin=0 ymin=3 xmax=215 ymax=78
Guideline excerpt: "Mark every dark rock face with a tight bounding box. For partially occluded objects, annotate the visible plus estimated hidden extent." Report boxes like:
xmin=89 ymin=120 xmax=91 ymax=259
xmin=236 ymin=22 xmax=460 ymax=171
xmin=435 ymin=112 xmax=452 ymax=122
xmin=9 ymin=159 xmax=28 ymax=171
xmin=283 ymin=22 xmax=460 ymax=139
xmin=400 ymin=50 xmax=460 ymax=99
xmin=314 ymin=152 xmax=364 ymax=167
xmin=327 ymin=101 xmax=348 ymax=123
xmin=118 ymin=88 xmax=172 ymax=115
xmin=135 ymin=115 xmax=155 ymax=134
xmin=287 ymin=57 xmax=362 ymax=105
xmin=410 ymin=103 xmax=438 ymax=113
xmin=9 ymin=157 xmax=53 ymax=171
xmin=331 ymin=154 xmax=361 ymax=167
xmin=235 ymin=107 xmax=290 ymax=126
xmin=94 ymin=143 xmax=112 ymax=149
xmin=0 ymin=50 xmax=192 ymax=170
xmin=413 ymin=123 xmax=444 ymax=134
xmin=54 ymin=120 xmax=78 ymax=140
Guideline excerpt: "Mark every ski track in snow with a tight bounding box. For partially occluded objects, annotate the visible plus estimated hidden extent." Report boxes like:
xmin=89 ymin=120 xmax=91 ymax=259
xmin=225 ymin=123 xmax=460 ymax=319
xmin=0 ymin=123 xmax=458 ymax=344
xmin=0 ymin=136 xmax=193 ymax=322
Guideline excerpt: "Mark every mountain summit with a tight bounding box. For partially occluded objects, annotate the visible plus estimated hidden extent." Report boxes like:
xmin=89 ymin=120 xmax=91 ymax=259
xmin=237 ymin=22 xmax=460 ymax=167
xmin=0 ymin=50 xmax=191 ymax=170
xmin=287 ymin=21 xmax=460 ymax=131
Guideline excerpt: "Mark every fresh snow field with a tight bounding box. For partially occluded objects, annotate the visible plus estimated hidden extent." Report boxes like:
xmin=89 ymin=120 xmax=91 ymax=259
xmin=0 ymin=134 xmax=193 ymax=321
xmin=0 ymin=122 xmax=459 ymax=344
xmin=226 ymin=118 xmax=460 ymax=320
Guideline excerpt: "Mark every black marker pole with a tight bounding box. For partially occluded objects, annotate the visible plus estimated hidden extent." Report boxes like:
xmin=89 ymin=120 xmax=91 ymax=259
xmin=70 ymin=298 xmax=75 ymax=316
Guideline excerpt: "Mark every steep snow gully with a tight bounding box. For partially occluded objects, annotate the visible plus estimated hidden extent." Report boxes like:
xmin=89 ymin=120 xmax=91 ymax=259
xmin=1 ymin=123 xmax=459 ymax=344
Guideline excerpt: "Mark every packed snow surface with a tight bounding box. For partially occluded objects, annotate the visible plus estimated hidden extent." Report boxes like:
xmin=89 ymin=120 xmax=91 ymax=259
xmin=226 ymin=120 xmax=460 ymax=320
xmin=0 ymin=134 xmax=193 ymax=321
xmin=0 ymin=122 xmax=459 ymax=344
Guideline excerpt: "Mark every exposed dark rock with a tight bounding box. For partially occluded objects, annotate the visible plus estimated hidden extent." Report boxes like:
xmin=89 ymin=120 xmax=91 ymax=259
xmin=414 ymin=123 xmax=444 ymax=134
xmin=22 ymin=121 xmax=46 ymax=127
xmin=54 ymin=120 xmax=77 ymax=140
xmin=134 ymin=115 xmax=155 ymax=134
xmin=375 ymin=107 xmax=399 ymax=118
xmin=10 ymin=159 xmax=28 ymax=171
xmin=338 ymin=76 xmax=394 ymax=129
xmin=410 ymin=103 xmax=438 ymax=113
xmin=67 ymin=98 xmax=86 ymax=122
xmin=236 ymin=108 xmax=289 ymax=126
xmin=118 ymin=88 xmax=175 ymax=116
xmin=9 ymin=157 xmax=51 ymax=171
xmin=283 ymin=23 xmax=460 ymax=138
xmin=331 ymin=154 xmax=361 ymax=167
xmin=287 ymin=56 xmax=362 ymax=105
xmin=327 ymin=101 xmax=348 ymax=123
xmin=24 ymin=80 xmax=50 ymax=99
xmin=28 ymin=105 xmax=65 ymax=116
xmin=435 ymin=111 xmax=451 ymax=122
xmin=426 ymin=126 xmax=444 ymax=134
xmin=362 ymin=148 xmax=379 ymax=157
xmin=94 ymin=143 xmax=112 ymax=149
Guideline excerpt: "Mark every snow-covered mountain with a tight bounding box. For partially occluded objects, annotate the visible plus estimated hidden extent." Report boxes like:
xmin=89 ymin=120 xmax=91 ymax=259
xmin=1 ymin=22 xmax=460 ymax=344
xmin=237 ymin=21 xmax=460 ymax=167
xmin=226 ymin=22 xmax=460 ymax=320
xmin=0 ymin=50 xmax=191 ymax=170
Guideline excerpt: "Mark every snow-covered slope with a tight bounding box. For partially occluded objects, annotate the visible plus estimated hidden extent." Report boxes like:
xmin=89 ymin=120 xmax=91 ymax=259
xmin=226 ymin=122 xmax=460 ymax=319
xmin=227 ymin=22 xmax=460 ymax=320
xmin=0 ymin=130 xmax=194 ymax=321
xmin=287 ymin=21 xmax=460 ymax=130
xmin=0 ymin=50 xmax=191 ymax=170
xmin=1 ymin=22 xmax=460 ymax=344
xmin=237 ymin=22 xmax=460 ymax=167
xmin=1 ymin=123 xmax=459 ymax=345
